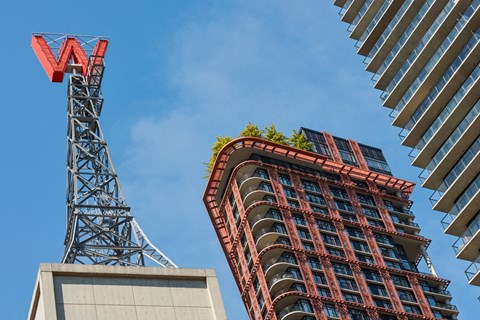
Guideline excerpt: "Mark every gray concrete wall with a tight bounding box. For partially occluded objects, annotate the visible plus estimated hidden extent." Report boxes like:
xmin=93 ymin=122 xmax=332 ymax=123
xmin=28 ymin=264 xmax=227 ymax=320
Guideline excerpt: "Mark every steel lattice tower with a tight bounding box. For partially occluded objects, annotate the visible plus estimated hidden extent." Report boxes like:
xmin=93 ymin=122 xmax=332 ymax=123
xmin=32 ymin=33 xmax=177 ymax=268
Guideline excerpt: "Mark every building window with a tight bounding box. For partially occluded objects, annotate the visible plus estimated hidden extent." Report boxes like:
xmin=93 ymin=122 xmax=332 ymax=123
xmin=391 ymin=275 xmax=410 ymax=288
xmin=326 ymin=247 xmax=346 ymax=258
xmin=258 ymin=182 xmax=274 ymax=193
xmin=348 ymin=308 xmax=369 ymax=320
xmin=374 ymin=233 xmax=394 ymax=246
xmin=257 ymin=294 xmax=265 ymax=310
xmin=351 ymin=240 xmax=370 ymax=253
xmin=263 ymin=194 xmax=277 ymax=203
xmin=324 ymin=304 xmax=339 ymax=318
xmin=344 ymin=293 xmax=363 ymax=304
xmin=303 ymin=242 xmax=315 ymax=251
xmin=293 ymin=214 xmax=306 ymax=226
xmin=301 ymin=128 xmax=332 ymax=157
xmin=317 ymin=219 xmax=336 ymax=232
xmin=363 ymin=269 xmax=383 ymax=282
xmin=357 ymin=194 xmax=375 ymax=206
xmin=253 ymin=167 xmax=269 ymax=180
xmin=332 ymin=262 xmax=352 ymax=276
xmin=322 ymin=233 xmax=342 ymax=247
xmin=276 ymin=237 xmax=291 ymax=246
xmin=284 ymin=187 xmax=297 ymax=199
xmin=346 ymin=226 xmax=365 ymax=239
xmin=288 ymin=200 xmax=300 ymax=208
xmin=306 ymin=193 xmax=326 ymax=205
xmin=403 ymin=304 xmax=421 ymax=314
xmin=363 ymin=207 xmax=380 ymax=218
xmin=313 ymin=272 xmax=328 ymax=285
xmin=331 ymin=187 xmax=349 ymax=199
xmin=334 ymin=137 xmax=357 ymax=166
xmin=368 ymin=219 xmax=385 ymax=228
xmin=374 ymin=299 xmax=393 ymax=309
xmin=336 ymin=200 xmax=354 ymax=212
xmin=318 ymin=287 xmax=332 ymax=297
xmin=337 ymin=277 xmax=358 ymax=291
xmin=312 ymin=205 xmax=329 ymax=214
xmin=298 ymin=228 xmax=312 ymax=240
xmin=369 ymin=284 xmax=389 ymax=297
xmin=279 ymin=173 xmax=292 ymax=186
xmin=302 ymin=179 xmax=322 ymax=193
xmin=397 ymin=289 xmax=417 ymax=302
xmin=356 ymin=253 xmax=374 ymax=264
xmin=308 ymin=256 xmax=322 ymax=270
xmin=341 ymin=212 xmax=358 ymax=222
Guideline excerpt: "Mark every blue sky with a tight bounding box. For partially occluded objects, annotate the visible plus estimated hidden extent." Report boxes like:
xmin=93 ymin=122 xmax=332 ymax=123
xmin=1 ymin=0 xmax=478 ymax=319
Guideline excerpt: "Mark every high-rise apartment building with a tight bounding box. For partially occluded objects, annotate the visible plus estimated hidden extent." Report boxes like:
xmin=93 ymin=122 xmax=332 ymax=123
xmin=333 ymin=0 xmax=480 ymax=286
xmin=203 ymin=129 xmax=458 ymax=320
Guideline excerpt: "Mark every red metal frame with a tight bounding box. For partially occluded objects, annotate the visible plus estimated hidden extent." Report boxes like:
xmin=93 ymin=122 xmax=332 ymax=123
xmin=31 ymin=34 xmax=108 ymax=82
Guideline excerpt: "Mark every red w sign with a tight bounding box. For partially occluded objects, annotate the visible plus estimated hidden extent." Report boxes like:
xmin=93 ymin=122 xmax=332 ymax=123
xmin=31 ymin=34 xmax=108 ymax=82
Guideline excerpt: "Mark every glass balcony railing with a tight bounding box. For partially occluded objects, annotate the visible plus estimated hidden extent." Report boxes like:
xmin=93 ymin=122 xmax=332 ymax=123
xmin=391 ymin=4 xmax=480 ymax=113
xmin=438 ymin=136 xmax=480 ymax=193
xmin=430 ymin=301 xmax=458 ymax=311
xmin=375 ymin=0 xmax=434 ymax=77
xmin=357 ymin=0 xmax=393 ymax=45
xmin=364 ymin=0 xmax=413 ymax=63
xmin=381 ymin=1 xmax=455 ymax=100
xmin=422 ymin=286 xmax=451 ymax=296
xmin=277 ymin=299 xmax=314 ymax=320
xmin=466 ymin=261 xmax=480 ymax=281
xmin=351 ymin=0 xmax=375 ymax=27
xmin=452 ymin=213 xmax=480 ymax=254
xmin=419 ymin=103 xmax=480 ymax=181
xmin=446 ymin=174 xmax=480 ymax=217
xmin=407 ymin=65 xmax=480 ymax=155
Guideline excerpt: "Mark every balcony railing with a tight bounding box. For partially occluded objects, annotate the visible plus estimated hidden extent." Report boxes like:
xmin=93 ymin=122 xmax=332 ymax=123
xmin=277 ymin=299 xmax=314 ymax=320
xmin=430 ymin=301 xmax=458 ymax=311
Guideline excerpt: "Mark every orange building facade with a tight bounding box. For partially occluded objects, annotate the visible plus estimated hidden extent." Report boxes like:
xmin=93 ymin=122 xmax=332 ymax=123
xmin=204 ymin=129 xmax=458 ymax=320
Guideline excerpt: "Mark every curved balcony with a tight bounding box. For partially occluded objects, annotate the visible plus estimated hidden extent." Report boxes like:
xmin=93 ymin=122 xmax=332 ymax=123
xmin=242 ymin=185 xmax=276 ymax=209
xmin=272 ymin=283 xmax=307 ymax=300
xmin=268 ymin=268 xmax=303 ymax=297
xmin=263 ymin=251 xmax=298 ymax=280
xmin=236 ymin=164 xmax=269 ymax=186
xmin=276 ymin=297 xmax=314 ymax=320
xmin=255 ymin=223 xmax=288 ymax=252
xmin=250 ymin=209 xmax=284 ymax=235
xmin=238 ymin=174 xmax=270 ymax=197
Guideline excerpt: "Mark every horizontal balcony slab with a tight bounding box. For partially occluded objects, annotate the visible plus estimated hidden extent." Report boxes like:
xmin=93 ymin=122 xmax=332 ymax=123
xmin=455 ymin=230 xmax=480 ymax=261
xmin=423 ymin=113 xmax=480 ymax=190
xmin=350 ymin=0 xmax=385 ymax=40
xmin=444 ymin=191 xmax=480 ymax=236
xmin=433 ymin=152 xmax=480 ymax=212
xmin=403 ymin=74 xmax=480 ymax=152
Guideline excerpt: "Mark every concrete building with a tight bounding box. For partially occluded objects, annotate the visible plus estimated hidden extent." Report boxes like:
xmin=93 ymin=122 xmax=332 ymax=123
xmin=28 ymin=264 xmax=226 ymax=320
xmin=333 ymin=0 xmax=480 ymax=286
xmin=203 ymin=131 xmax=458 ymax=320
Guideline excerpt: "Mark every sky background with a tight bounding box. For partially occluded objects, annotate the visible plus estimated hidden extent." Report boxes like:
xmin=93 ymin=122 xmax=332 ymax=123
xmin=1 ymin=0 xmax=479 ymax=319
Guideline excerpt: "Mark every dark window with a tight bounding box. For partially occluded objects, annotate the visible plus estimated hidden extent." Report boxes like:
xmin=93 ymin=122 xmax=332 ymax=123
xmin=306 ymin=193 xmax=326 ymax=205
xmin=302 ymin=179 xmax=321 ymax=193
xmin=293 ymin=214 xmax=306 ymax=226
xmin=284 ymin=187 xmax=297 ymax=198
xmin=279 ymin=173 xmax=292 ymax=186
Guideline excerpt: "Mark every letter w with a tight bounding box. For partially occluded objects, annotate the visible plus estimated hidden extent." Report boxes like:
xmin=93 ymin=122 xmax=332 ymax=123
xmin=31 ymin=36 xmax=108 ymax=82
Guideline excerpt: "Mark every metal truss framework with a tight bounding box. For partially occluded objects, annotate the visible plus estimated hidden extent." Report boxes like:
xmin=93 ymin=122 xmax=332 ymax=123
xmin=30 ymin=33 xmax=178 ymax=267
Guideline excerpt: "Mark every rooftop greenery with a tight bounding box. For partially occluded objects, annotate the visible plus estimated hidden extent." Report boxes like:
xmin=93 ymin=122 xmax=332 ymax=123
xmin=205 ymin=124 xmax=313 ymax=177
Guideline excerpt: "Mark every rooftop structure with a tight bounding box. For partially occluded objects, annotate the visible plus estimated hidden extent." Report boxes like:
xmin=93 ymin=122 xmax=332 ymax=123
xmin=204 ymin=130 xmax=458 ymax=320
xmin=333 ymin=0 xmax=480 ymax=286
xmin=31 ymin=33 xmax=175 ymax=267
xmin=28 ymin=264 xmax=226 ymax=320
